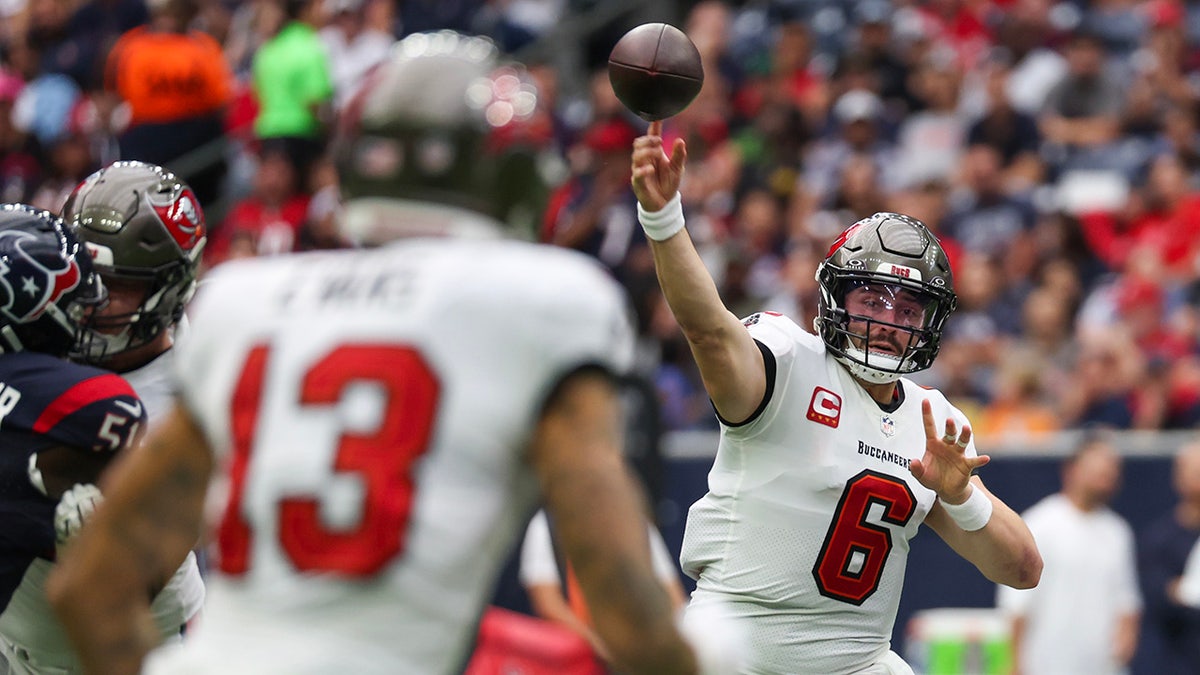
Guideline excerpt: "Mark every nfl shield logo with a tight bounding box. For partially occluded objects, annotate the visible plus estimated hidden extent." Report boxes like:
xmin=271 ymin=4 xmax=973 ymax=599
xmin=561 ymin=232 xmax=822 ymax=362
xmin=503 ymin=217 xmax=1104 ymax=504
xmin=880 ymin=414 xmax=895 ymax=438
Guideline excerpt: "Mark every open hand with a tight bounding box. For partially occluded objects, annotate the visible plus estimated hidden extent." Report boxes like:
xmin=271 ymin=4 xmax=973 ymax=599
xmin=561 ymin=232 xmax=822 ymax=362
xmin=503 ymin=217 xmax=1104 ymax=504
xmin=909 ymin=399 xmax=990 ymax=503
xmin=630 ymin=121 xmax=687 ymax=212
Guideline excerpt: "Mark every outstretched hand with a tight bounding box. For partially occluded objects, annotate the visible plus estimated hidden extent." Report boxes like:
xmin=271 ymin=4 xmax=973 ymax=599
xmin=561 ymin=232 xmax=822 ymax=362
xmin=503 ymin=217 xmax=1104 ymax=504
xmin=630 ymin=121 xmax=687 ymax=212
xmin=909 ymin=399 xmax=990 ymax=503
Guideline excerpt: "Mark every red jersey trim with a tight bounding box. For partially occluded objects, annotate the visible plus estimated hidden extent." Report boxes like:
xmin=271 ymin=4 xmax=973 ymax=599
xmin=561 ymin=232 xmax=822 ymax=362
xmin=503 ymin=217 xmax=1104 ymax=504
xmin=33 ymin=374 xmax=138 ymax=434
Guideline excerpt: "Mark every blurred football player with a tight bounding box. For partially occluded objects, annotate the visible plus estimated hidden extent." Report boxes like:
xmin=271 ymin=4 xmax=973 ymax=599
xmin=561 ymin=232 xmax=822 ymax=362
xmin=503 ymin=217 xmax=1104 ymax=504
xmin=48 ymin=32 xmax=737 ymax=675
xmin=0 ymin=162 xmax=209 ymax=674
xmin=0 ymin=205 xmax=148 ymax=674
xmin=630 ymin=120 xmax=1043 ymax=674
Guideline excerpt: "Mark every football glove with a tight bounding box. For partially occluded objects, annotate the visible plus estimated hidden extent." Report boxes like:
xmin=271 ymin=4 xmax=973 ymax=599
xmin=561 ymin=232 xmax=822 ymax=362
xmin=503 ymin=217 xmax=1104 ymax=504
xmin=54 ymin=482 xmax=104 ymax=545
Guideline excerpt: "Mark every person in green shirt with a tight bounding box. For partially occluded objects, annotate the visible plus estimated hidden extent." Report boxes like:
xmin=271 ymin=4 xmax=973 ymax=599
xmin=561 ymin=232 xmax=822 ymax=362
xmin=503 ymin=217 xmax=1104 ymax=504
xmin=251 ymin=0 xmax=333 ymax=181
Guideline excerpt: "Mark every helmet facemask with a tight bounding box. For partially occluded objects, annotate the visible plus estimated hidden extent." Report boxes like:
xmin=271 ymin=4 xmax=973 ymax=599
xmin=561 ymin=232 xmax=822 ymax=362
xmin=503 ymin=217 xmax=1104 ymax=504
xmin=814 ymin=212 xmax=957 ymax=385
xmin=817 ymin=269 xmax=955 ymax=384
xmin=72 ymin=263 xmax=195 ymax=362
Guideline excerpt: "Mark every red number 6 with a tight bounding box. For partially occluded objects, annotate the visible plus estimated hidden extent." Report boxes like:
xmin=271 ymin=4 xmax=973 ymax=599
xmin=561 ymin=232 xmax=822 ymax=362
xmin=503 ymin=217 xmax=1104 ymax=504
xmin=812 ymin=470 xmax=916 ymax=605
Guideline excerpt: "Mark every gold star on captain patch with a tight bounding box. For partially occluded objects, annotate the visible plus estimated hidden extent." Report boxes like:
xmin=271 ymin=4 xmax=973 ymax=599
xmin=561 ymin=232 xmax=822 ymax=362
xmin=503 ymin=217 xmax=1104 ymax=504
xmin=21 ymin=276 xmax=38 ymax=297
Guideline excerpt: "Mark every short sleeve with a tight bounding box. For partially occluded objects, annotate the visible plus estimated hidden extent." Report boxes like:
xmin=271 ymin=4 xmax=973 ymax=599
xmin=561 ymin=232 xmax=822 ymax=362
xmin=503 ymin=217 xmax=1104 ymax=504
xmin=518 ymin=510 xmax=561 ymax=587
xmin=648 ymin=524 xmax=680 ymax=583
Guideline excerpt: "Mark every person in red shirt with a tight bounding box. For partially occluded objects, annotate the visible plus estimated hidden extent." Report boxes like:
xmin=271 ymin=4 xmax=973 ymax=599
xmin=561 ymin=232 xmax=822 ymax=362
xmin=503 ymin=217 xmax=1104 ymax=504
xmin=207 ymin=147 xmax=309 ymax=266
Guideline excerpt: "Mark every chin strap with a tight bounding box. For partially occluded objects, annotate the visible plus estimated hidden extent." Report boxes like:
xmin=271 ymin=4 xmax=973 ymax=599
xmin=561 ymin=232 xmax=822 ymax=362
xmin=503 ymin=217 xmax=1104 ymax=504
xmin=840 ymin=346 xmax=906 ymax=385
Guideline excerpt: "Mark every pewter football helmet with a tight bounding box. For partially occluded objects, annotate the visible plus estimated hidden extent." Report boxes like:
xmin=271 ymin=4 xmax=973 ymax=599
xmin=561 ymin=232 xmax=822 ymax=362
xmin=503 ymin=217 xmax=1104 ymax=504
xmin=814 ymin=212 xmax=957 ymax=384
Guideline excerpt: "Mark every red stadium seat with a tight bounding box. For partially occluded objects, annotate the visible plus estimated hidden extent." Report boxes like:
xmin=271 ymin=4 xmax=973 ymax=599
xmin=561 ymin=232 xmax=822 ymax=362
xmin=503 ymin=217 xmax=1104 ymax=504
xmin=464 ymin=607 xmax=606 ymax=675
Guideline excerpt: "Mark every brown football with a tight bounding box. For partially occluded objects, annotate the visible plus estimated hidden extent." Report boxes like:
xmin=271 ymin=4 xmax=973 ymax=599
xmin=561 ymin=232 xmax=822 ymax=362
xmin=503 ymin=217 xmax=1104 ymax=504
xmin=608 ymin=23 xmax=704 ymax=121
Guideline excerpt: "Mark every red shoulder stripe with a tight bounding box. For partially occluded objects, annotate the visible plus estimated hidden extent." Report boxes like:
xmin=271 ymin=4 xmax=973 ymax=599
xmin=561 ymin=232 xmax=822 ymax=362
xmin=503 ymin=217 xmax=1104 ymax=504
xmin=33 ymin=373 xmax=138 ymax=434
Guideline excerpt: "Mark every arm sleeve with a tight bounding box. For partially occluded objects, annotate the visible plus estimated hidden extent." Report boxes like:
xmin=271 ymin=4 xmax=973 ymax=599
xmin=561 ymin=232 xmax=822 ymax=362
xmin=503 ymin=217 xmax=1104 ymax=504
xmin=647 ymin=523 xmax=680 ymax=583
xmin=1115 ymin=522 xmax=1143 ymax=613
xmin=518 ymin=510 xmax=561 ymax=587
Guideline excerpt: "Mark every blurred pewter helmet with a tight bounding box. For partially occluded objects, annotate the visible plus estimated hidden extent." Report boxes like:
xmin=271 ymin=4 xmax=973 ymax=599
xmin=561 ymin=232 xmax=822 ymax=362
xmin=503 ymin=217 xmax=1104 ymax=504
xmin=334 ymin=31 xmax=552 ymax=244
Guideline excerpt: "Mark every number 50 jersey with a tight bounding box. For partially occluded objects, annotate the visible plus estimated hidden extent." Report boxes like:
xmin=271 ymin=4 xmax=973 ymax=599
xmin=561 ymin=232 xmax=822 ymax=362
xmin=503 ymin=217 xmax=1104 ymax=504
xmin=153 ymin=238 xmax=635 ymax=675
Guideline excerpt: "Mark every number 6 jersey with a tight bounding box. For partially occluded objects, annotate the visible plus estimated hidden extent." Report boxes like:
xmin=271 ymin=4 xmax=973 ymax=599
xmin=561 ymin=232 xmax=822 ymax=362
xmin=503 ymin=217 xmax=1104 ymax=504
xmin=150 ymin=238 xmax=635 ymax=675
xmin=680 ymin=311 xmax=975 ymax=675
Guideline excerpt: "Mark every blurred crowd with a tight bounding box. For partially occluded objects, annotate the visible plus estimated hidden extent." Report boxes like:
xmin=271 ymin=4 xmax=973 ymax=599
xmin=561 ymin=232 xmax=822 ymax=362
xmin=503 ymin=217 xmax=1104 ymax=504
xmin=4 ymin=0 xmax=1200 ymax=442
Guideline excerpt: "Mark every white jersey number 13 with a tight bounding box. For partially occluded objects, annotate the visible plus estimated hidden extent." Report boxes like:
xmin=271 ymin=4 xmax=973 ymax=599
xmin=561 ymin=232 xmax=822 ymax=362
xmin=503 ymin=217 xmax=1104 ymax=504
xmin=217 ymin=343 xmax=439 ymax=577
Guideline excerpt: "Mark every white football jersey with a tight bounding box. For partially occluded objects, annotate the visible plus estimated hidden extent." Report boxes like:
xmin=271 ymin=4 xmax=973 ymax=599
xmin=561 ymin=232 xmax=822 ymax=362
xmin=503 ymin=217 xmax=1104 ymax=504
xmin=146 ymin=238 xmax=634 ymax=675
xmin=680 ymin=312 xmax=975 ymax=675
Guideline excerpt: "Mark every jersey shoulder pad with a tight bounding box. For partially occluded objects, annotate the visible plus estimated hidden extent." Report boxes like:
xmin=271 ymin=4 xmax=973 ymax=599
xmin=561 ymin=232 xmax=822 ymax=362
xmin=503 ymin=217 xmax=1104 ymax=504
xmin=0 ymin=353 xmax=145 ymax=453
xmin=739 ymin=311 xmax=822 ymax=359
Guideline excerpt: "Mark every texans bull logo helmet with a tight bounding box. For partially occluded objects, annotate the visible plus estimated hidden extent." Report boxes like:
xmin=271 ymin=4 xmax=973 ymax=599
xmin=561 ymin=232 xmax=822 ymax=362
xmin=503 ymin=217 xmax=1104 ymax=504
xmin=0 ymin=204 xmax=106 ymax=357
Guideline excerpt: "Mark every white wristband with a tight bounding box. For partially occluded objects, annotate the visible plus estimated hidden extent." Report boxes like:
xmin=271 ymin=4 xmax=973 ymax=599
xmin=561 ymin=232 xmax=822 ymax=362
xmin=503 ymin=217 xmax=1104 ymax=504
xmin=939 ymin=485 xmax=992 ymax=532
xmin=637 ymin=192 xmax=685 ymax=241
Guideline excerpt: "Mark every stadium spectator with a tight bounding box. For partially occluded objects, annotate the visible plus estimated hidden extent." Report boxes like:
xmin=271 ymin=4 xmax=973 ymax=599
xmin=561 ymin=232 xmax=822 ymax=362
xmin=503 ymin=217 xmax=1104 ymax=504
xmin=251 ymin=0 xmax=332 ymax=182
xmin=892 ymin=49 xmax=968 ymax=190
xmin=801 ymin=89 xmax=897 ymax=214
xmin=997 ymin=434 xmax=1142 ymax=675
xmin=0 ymin=69 xmax=39 ymax=204
xmin=942 ymin=144 xmax=1038 ymax=259
xmin=47 ymin=32 xmax=739 ymax=675
xmin=1038 ymin=25 xmax=1129 ymax=178
xmin=966 ymin=54 xmax=1044 ymax=192
xmin=519 ymin=509 xmax=687 ymax=664
xmin=972 ymin=350 xmax=1061 ymax=444
xmin=1058 ymin=327 xmax=1143 ymax=429
xmin=317 ymin=0 xmax=392 ymax=112
xmin=1077 ymin=152 xmax=1200 ymax=280
xmin=0 ymin=161 xmax=207 ymax=675
xmin=63 ymin=0 xmax=148 ymax=89
xmin=0 ymin=205 xmax=146 ymax=673
xmin=990 ymin=4 xmax=1066 ymax=117
xmin=541 ymin=116 xmax=639 ymax=274
xmin=23 ymin=0 xmax=102 ymax=89
xmin=104 ymin=0 xmax=233 ymax=206
xmin=838 ymin=0 xmax=911 ymax=115
xmin=1139 ymin=441 xmax=1200 ymax=675
xmin=207 ymin=145 xmax=310 ymax=265
xmin=631 ymin=123 xmax=1040 ymax=673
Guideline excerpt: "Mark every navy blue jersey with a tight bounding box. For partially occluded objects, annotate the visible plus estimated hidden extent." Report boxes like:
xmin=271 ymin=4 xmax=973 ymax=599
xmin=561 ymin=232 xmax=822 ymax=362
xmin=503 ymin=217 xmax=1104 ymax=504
xmin=0 ymin=351 xmax=144 ymax=611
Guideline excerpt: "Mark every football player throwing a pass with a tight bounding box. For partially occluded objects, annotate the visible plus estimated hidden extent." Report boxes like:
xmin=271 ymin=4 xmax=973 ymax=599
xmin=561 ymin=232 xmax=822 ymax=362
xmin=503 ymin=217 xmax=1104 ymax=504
xmin=630 ymin=120 xmax=1042 ymax=675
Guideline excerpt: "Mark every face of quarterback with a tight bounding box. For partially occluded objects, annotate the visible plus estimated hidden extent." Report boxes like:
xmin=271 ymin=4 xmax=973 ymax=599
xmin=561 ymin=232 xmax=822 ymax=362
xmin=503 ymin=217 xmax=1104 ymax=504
xmin=842 ymin=282 xmax=928 ymax=357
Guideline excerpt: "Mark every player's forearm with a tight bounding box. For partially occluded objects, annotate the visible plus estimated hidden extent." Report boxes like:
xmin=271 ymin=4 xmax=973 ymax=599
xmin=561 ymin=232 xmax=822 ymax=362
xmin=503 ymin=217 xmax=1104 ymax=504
xmin=49 ymin=546 xmax=161 ymax=675
xmin=50 ymin=406 xmax=212 ymax=673
xmin=1112 ymin=612 xmax=1140 ymax=665
xmin=647 ymin=226 xmax=741 ymax=343
xmin=961 ymin=500 xmax=1042 ymax=589
xmin=531 ymin=374 xmax=699 ymax=675
xmin=526 ymin=584 xmax=595 ymax=642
